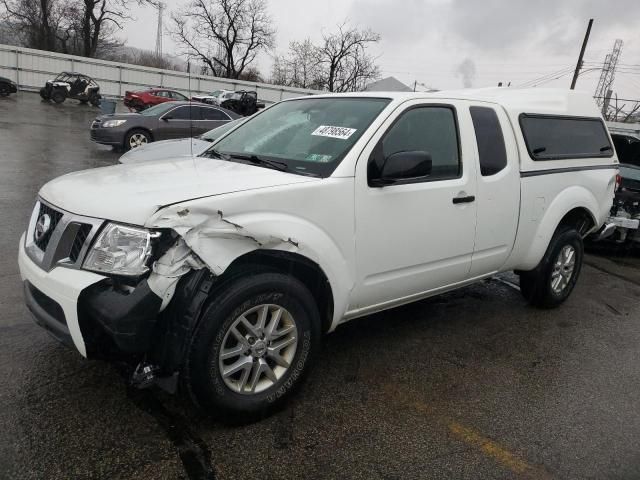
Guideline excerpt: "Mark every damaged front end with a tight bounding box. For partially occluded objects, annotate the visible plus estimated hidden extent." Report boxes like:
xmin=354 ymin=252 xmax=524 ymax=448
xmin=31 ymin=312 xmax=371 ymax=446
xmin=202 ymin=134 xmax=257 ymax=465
xmin=77 ymin=234 xmax=208 ymax=389
xmin=75 ymin=206 xmax=314 ymax=392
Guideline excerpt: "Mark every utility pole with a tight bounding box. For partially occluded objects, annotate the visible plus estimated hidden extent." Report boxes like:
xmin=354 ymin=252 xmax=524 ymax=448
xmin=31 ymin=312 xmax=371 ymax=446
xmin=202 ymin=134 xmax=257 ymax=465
xmin=155 ymin=2 xmax=165 ymax=58
xmin=570 ymin=18 xmax=593 ymax=90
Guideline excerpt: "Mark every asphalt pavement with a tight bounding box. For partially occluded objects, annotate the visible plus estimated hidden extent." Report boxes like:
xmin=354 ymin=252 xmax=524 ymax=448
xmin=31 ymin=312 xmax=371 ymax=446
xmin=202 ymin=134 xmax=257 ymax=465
xmin=1 ymin=92 xmax=640 ymax=480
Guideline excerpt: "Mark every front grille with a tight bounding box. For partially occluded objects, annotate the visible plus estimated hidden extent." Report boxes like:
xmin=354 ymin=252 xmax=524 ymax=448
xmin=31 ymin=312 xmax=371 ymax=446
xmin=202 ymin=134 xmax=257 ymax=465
xmin=25 ymin=200 xmax=104 ymax=272
xmin=34 ymin=203 xmax=63 ymax=251
xmin=69 ymin=224 xmax=92 ymax=262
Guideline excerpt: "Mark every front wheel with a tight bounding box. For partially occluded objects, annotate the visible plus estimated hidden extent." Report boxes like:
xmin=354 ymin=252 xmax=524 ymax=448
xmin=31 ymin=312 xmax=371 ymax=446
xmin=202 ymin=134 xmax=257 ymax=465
xmin=185 ymin=272 xmax=320 ymax=421
xmin=51 ymin=90 xmax=65 ymax=104
xmin=124 ymin=129 xmax=151 ymax=150
xmin=518 ymin=226 xmax=584 ymax=308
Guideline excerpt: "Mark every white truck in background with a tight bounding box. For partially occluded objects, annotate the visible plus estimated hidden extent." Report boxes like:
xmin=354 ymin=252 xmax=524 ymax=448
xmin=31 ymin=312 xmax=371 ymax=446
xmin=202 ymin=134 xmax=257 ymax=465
xmin=18 ymin=88 xmax=617 ymax=420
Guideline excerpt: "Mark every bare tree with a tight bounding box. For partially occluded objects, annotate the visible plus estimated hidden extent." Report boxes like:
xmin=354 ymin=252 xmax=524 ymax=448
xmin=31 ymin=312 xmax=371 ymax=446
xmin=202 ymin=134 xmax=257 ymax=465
xmin=316 ymin=23 xmax=380 ymax=92
xmin=286 ymin=39 xmax=320 ymax=89
xmin=1 ymin=0 xmax=149 ymax=57
xmin=271 ymin=23 xmax=380 ymax=92
xmin=270 ymin=54 xmax=290 ymax=86
xmin=1 ymin=0 xmax=64 ymax=51
xmin=76 ymin=0 xmax=149 ymax=58
xmin=172 ymin=0 xmax=275 ymax=79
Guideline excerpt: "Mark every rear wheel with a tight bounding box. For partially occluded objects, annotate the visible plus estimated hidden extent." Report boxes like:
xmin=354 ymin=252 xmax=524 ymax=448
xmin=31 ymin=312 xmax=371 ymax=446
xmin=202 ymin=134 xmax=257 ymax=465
xmin=124 ymin=129 xmax=151 ymax=150
xmin=51 ymin=90 xmax=65 ymax=104
xmin=185 ymin=272 xmax=320 ymax=421
xmin=0 ymin=84 xmax=9 ymax=97
xmin=519 ymin=226 xmax=584 ymax=308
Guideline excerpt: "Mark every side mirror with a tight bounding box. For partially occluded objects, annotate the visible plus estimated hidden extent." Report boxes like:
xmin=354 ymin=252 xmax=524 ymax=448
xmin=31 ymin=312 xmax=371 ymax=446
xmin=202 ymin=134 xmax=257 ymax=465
xmin=371 ymin=151 xmax=432 ymax=186
xmin=162 ymin=116 xmax=172 ymax=121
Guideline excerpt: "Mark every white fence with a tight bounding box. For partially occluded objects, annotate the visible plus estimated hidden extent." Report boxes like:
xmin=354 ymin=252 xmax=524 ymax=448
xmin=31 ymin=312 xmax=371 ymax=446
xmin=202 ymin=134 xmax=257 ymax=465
xmin=0 ymin=44 xmax=320 ymax=103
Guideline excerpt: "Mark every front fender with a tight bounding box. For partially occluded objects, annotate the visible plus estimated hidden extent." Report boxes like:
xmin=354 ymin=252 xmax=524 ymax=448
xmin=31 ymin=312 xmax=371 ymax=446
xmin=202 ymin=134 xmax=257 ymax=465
xmin=511 ymin=185 xmax=601 ymax=271
xmin=147 ymin=205 xmax=353 ymax=330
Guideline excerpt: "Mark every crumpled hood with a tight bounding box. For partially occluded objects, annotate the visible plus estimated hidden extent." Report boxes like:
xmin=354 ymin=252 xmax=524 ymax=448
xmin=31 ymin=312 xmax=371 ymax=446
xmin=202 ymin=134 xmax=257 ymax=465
xmin=39 ymin=157 xmax=319 ymax=225
xmin=118 ymin=137 xmax=210 ymax=164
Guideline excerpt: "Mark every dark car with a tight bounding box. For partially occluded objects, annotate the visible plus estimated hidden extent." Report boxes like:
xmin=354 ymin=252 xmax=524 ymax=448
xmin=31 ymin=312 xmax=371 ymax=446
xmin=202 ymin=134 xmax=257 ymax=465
xmin=40 ymin=71 xmax=101 ymax=106
xmin=124 ymin=88 xmax=190 ymax=111
xmin=0 ymin=76 xmax=18 ymax=97
xmin=90 ymin=101 xmax=241 ymax=150
xmin=219 ymin=90 xmax=265 ymax=116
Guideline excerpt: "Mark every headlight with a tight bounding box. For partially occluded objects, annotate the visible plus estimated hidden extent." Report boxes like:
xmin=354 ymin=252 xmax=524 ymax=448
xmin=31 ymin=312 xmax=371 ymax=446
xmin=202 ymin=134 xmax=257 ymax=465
xmin=102 ymin=119 xmax=127 ymax=128
xmin=83 ymin=223 xmax=157 ymax=276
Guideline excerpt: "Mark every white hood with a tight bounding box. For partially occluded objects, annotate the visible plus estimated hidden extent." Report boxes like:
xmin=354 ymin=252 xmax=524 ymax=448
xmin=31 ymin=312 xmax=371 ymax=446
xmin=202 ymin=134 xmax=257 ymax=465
xmin=118 ymin=138 xmax=211 ymax=164
xmin=39 ymin=157 xmax=319 ymax=225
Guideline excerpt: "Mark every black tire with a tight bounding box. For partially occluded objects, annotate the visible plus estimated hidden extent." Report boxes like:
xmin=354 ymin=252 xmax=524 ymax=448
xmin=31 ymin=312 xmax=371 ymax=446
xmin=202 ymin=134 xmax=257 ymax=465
xmin=51 ymin=90 xmax=65 ymax=104
xmin=518 ymin=225 xmax=584 ymax=308
xmin=39 ymin=88 xmax=49 ymax=100
xmin=184 ymin=271 xmax=320 ymax=422
xmin=79 ymin=99 xmax=88 ymax=104
xmin=0 ymin=84 xmax=9 ymax=97
xmin=124 ymin=129 xmax=151 ymax=151
xmin=89 ymin=95 xmax=101 ymax=107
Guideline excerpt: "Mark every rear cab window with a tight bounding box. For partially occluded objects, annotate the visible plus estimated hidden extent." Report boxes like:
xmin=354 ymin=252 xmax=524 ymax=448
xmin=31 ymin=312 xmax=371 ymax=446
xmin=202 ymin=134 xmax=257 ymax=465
xmin=470 ymin=106 xmax=508 ymax=176
xmin=520 ymin=115 xmax=613 ymax=160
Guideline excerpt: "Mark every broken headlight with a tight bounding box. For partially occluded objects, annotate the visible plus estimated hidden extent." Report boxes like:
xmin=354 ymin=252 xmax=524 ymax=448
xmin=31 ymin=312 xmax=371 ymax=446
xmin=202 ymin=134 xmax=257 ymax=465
xmin=83 ymin=223 xmax=157 ymax=276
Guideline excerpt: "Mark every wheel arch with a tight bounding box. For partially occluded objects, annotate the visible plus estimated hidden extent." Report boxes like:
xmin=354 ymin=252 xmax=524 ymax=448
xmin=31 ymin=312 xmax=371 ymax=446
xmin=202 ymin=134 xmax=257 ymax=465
xmin=511 ymin=185 xmax=600 ymax=271
xmin=223 ymin=249 xmax=335 ymax=334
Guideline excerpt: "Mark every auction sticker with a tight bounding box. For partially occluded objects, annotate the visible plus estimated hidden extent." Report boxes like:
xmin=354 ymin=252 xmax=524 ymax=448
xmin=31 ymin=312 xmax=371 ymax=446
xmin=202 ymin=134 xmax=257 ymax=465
xmin=312 ymin=125 xmax=357 ymax=140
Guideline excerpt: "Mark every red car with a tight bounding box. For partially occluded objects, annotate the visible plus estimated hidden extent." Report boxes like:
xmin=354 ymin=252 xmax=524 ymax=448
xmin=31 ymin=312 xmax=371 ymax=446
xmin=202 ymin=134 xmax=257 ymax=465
xmin=124 ymin=88 xmax=189 ymax=111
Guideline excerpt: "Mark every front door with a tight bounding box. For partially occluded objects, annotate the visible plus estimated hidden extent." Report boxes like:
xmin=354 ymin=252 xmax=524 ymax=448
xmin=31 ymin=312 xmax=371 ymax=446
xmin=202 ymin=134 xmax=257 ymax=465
xmin=156 ymin=105 xmax=198 ymax=140
xmin=351 ymin=101 xmax=478 ymax=312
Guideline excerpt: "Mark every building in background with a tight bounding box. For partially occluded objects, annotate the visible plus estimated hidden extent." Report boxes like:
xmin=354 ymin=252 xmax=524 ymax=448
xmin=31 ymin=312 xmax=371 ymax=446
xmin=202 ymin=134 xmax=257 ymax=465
xmin=364 ymin=76 xmax=412 ymax=92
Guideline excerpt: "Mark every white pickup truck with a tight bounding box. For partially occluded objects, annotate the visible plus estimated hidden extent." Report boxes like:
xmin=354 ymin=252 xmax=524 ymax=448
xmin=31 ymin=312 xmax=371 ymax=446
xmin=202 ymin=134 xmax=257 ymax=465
xmin=18 ymin=89 xmax=617 ymax=418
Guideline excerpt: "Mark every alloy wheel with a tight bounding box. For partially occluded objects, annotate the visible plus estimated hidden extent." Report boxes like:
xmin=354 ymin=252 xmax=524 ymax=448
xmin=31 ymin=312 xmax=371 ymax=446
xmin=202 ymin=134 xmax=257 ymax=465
xmin=129 ymin=133 xmax=148 ymax=148
xmin=550 ymin=245 xmax=576 ymax=294
xmin=218 ymin=304 xmax=298 ymax=395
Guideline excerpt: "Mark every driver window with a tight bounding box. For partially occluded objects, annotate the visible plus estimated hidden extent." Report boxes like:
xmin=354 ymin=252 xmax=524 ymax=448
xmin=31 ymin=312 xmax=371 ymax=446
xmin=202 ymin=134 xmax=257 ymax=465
xmin=370 ymin=106 xmax=460 ymax=183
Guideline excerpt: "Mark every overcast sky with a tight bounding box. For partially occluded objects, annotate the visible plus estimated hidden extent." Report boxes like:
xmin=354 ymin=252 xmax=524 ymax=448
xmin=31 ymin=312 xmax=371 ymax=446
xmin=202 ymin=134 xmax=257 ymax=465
xmin=122 ymin=0 xmax=640 ymax=99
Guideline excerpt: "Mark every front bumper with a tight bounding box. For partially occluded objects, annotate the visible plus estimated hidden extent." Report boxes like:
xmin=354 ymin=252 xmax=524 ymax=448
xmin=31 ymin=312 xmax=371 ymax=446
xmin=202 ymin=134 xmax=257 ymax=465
xmin=90 ymin=127 xmax=124 ymax=146
xmin=18 ymin=234 xmax=105 ymax=356
xmin=19 ymin=233 xmax=163 ymax=357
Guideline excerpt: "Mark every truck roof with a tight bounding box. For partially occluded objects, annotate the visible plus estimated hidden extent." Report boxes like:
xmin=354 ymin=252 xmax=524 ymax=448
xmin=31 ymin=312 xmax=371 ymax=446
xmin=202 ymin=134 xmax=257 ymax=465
xmin=308 ymin=88 xmax=602 ymax=119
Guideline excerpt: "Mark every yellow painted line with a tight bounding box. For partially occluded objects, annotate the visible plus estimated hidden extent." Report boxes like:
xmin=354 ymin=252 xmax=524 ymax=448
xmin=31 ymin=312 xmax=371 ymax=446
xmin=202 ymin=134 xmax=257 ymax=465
xmin=448 ymin=421 xmax=534 ymax=476
xmin=378 ymin=387 xmax=553 ymax=479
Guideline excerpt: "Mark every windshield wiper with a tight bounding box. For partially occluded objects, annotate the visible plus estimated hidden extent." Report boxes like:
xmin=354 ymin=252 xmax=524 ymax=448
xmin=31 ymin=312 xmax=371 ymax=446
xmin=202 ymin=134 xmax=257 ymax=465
xmin=225 ymin=153 xmax=289 ymax=172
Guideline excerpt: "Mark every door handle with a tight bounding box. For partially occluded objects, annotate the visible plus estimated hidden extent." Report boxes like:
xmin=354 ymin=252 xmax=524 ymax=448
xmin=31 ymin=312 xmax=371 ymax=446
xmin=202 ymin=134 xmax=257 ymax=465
xmin=452 ymin=195 xmax=475 ymax=204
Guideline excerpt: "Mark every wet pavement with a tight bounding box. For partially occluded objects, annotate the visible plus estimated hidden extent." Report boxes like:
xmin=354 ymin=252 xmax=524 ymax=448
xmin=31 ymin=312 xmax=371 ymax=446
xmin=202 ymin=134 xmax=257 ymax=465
xmin=1 ymin=92 xmax=640 ymax=479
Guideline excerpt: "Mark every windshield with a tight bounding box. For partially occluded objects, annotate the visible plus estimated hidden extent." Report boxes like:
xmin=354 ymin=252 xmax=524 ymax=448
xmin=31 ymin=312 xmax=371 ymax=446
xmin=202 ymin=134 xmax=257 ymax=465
xmin=140 ymin=102 xmax=180 ymax=116
xmin=201 ymin=118 xmax=245 ymax=141
xmin=206 ymin=97 xmax=391 ymax=177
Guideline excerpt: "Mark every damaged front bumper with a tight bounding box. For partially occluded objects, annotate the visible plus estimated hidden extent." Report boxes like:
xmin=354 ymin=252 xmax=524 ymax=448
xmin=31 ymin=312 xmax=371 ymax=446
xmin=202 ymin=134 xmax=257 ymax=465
xmin=19 ymin=233 xmax=201 ymax=361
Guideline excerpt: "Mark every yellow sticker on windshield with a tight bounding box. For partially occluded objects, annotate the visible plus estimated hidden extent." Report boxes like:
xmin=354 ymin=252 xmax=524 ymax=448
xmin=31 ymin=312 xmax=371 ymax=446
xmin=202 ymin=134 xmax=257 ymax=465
xmin=312 ymin=125 xmax=357 ymax=140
